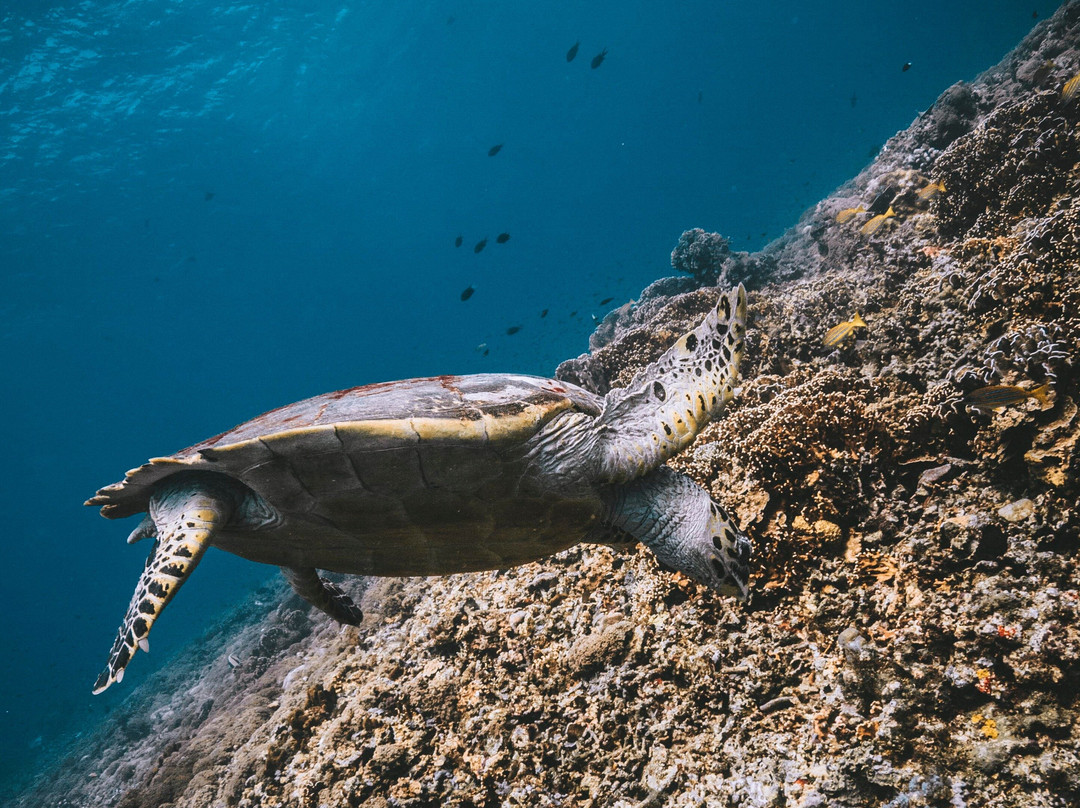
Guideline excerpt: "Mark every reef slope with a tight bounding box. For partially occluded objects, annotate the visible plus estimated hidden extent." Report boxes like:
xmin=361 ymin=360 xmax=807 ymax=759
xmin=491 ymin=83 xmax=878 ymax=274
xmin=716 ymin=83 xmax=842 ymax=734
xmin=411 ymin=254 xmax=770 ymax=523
xmin=17 ymin=4 xmax=1080 ymax=806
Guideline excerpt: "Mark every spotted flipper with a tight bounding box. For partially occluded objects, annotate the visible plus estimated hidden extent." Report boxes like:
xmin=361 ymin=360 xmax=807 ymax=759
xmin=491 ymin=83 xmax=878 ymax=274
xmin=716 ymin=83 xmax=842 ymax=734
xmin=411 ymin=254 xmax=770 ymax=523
xmin=281 ymin=566 xmax=364 ymax=626
xmin=595 ymin=283 xmax=747 ymax=482
xmin=92 ymin=478 xmax=234 ymax=694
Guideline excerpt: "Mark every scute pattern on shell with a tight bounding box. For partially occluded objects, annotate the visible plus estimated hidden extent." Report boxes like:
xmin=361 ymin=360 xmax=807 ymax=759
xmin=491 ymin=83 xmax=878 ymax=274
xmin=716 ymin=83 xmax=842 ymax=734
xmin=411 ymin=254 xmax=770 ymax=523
xmin=87 ymin=374 xmax=602 ymax=520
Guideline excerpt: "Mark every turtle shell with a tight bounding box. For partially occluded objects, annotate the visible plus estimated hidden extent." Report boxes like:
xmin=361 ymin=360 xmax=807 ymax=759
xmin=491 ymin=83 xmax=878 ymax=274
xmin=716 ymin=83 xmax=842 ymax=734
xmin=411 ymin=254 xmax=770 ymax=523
xmin=88 ymin=374 xmax=604 ymax=576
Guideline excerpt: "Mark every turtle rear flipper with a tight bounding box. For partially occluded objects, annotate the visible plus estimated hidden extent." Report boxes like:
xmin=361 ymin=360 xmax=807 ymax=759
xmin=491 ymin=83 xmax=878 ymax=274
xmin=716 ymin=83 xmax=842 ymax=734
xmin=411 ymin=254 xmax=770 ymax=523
xmin=595 ymin=284 xmax=746 ymax=482
xmin=92 ymin=478 xmax=235 ymax=694
xmin=281 ymin=566 xmax=364 ymax=626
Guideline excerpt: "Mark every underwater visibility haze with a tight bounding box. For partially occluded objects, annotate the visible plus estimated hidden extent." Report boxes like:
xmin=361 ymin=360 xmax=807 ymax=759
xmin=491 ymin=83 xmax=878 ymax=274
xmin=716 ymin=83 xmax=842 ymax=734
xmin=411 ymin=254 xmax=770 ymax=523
xmin=0 ymin=0 xmax=1043 ymax=796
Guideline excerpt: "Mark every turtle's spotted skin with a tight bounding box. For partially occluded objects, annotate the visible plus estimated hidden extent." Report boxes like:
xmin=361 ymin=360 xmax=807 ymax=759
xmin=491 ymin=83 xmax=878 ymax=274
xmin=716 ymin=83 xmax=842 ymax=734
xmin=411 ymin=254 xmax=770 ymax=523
xmin=89 ymin=284 xmax=751 ymax=693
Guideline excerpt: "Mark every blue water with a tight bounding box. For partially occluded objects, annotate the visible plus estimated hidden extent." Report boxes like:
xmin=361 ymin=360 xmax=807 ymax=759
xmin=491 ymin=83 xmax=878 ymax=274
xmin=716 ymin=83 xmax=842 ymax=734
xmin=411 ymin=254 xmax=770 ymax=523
xmin=0 ymin=0 xmax=1040 ymax=794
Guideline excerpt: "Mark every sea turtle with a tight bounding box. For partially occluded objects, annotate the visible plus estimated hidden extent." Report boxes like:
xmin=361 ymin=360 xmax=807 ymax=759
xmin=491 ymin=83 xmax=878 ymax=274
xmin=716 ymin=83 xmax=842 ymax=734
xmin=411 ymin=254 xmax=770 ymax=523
xmin=89 ymin=284 xmax=751 ymax=693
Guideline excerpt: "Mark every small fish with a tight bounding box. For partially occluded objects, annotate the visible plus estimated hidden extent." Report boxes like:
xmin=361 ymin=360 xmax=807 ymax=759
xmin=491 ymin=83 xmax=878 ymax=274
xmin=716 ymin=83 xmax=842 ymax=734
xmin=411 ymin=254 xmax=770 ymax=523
xmin=698 ymin=90 xmax=703 ymax=103
xmin=474 ymin=238 xmax=487 ymax=253
xmin=965 ymin=383 xmax=1051 ymax=410
xmin=836 ymin=205 xmax=865 ymax=224
xmin=455 ymin=235 xmax=463 ymax=247
xmin=850 ymin=92 xmax=857 ymax=108
xmin=1032 ymin=59 xmax=1055 ymax=85
xmin=540 ymin=309 xmax=548 ymax=318
xmin=917 ymin=180 xmax=946 ymax=200
xmin=599 ymin=296 xmax=614 ymax=305
xmin=496 ymin=232 xmax=510 ymax=244
xmin=591 ymin=49 xmax=607 ymax=69
xmin=460 ymin=285 xmax=475 ymax=301
xmin=488 ymin=143 xmax=503 ymax=156
xmin=860 ymin=205 xmax=895 ymax=235
xmin=204 ymin=191 xmax=215 ymax=201
xmin=506 ymin=325 xmax=521 ymax=335
xmin=476 ymin=342 xmax=487 ymax=353
xmin=823 ymin=313 xmax=868 ymax=348
xmin=566 ymin=41 xmax=579 ymax=62
xmin=227 ymin=654 xmax=240 ymax=668
xmin=569 ymin=310 xmax=578 ymax=318
xmin=1063 ymin=72 xmax=1080 ymax=103
xmin=902 ymin=62 xmax=912 ymax=72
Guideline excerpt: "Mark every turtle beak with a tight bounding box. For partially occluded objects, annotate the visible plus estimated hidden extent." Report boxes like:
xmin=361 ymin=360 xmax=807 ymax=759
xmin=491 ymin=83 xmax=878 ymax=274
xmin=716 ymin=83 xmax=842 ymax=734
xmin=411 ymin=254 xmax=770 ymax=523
xmin=717 ymin=569 xmax=750 ymax=603
xmin=704 ymin=508 xmax=752 ymax=602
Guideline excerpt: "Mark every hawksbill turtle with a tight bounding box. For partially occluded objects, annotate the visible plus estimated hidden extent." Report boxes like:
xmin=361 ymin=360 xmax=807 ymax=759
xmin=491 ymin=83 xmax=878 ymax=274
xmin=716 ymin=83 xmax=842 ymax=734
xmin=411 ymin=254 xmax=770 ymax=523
xmin=89 ymin=284 xmax=751 ymax=693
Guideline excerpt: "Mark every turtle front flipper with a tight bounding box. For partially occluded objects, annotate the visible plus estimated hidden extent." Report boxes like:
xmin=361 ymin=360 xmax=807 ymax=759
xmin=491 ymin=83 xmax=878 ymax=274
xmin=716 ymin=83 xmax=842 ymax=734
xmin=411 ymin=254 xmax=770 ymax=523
xmin=281 ymin=566 xmax=364 ymax=626
xmin=92 ymin=477 xmax=235 ymax=694
xmin=594 ymin=283 xmax=746 ymax=483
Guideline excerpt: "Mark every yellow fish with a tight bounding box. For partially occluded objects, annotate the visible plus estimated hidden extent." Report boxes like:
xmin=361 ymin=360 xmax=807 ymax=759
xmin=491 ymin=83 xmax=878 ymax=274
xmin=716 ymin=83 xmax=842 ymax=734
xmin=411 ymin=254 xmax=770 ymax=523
xmin=965 ymin=382 xmax=1051 ymax=410
xmin=823 ymin=313 xmax=868 ymax=348
xmin=1064 ymin=72 xmax=1080 ymax=103
xmin=835 ymin=205 xmax=865 ymax=224
xmin=860 ymin=205 xmax=895 ymax=235
xmin=916 ymin=180 xmax=946 ymax=200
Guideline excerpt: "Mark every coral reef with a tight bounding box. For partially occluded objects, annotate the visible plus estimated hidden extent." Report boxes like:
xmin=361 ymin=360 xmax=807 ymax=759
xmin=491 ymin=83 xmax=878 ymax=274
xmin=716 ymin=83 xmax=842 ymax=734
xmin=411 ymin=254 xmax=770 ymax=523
xmin=14 ymin=4 xmax=1080 ymax=807
xmin=669 ymin=228 xmax=773 ymax=290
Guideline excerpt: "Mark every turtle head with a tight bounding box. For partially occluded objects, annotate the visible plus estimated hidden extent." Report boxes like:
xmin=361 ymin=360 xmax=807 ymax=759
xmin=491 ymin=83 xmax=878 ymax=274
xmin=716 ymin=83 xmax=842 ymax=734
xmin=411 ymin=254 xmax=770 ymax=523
xmin=693 ymin=499 xmax=752 ymax=602
xmin=646 ymin=493 xmax=751 ymax=603
xmin=603 ymin=466 xmax=752 ymax=602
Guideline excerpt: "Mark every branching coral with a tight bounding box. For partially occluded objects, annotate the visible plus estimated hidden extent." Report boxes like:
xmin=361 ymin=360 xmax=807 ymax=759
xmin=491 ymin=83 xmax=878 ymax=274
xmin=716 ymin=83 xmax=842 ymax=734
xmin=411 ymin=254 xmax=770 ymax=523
xmin=933 ymin=91 xmax=1080 ymax=240
xmin=670 ymin=228 xmax=731 ymax=285
xmin=953 ymin=322 xmax=1073 ymax=387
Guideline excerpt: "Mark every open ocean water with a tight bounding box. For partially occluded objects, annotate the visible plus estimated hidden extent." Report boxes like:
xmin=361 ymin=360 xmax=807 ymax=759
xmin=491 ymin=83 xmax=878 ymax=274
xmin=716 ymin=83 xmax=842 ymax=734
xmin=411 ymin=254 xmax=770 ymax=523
xmin=0 ymin=0 xmax=1041 ymax=797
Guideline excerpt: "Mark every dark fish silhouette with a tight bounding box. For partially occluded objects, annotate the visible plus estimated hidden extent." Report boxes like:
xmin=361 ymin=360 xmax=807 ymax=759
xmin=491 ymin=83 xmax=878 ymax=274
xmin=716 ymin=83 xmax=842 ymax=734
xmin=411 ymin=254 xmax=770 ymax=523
xmin=474 ymin=238 xmax=487 ymax=253
xmin=455 ymin=235 xmax=463 ymax=247
xmin=566 ymin=41 xmax=579 ymax=62
xmin=496 ymin=232 xmax=510 ymax=244
xmin=902 ymin=62 xmax=911 ymax=72
xmin=1031 ymin=59 xmax=1055 ymax=86
xmin=540 ymin=309 xmax=549 ymax=318
xmin=204 ymin=191 xmax=215 ymax=201
xmin=460 ymin=286 xmax=475 ymax=301
xmin=591 ymin=49 xmax=607 ymax=69
xmin=506 ymin=325 xmax=521 ymax=335
xmin=488 ymin=144 xmax=503 ymax=156
xmin=599 ymin=296 xmax=614 ymax=306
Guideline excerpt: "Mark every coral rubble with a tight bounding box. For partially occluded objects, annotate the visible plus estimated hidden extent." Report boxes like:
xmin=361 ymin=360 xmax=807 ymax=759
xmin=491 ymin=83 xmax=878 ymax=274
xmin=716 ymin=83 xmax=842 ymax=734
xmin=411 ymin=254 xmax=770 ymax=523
xmin=15 ymin=4 xmax=1080 ymax=807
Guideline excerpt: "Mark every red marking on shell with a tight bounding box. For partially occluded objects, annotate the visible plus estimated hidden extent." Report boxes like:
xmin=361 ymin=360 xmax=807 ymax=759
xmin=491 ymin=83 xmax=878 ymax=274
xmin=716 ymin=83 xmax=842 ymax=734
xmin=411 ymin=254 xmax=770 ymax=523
xmin=437 ymin=375 xmax=462 ymax=393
